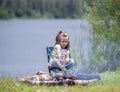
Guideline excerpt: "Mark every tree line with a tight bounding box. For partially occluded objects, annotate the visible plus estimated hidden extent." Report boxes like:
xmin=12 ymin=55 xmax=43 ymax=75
xmin=0 ymin=0 xmax=83 ymax=19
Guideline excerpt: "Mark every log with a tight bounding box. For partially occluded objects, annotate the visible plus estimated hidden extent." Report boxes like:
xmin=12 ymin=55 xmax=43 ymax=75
xmin=18 ymin=71 xmax=100 ymax=86
xmin=19 ymin=78 xmax=100 ymax=86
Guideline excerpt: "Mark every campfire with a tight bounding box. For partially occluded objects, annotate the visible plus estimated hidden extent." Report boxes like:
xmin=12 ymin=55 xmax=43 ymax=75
xmin=19 ymin=71 xmax=100 ymax=86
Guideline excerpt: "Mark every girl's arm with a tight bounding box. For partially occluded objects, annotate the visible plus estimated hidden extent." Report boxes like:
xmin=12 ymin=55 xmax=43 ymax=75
xmin=55 ymin=45 xmax=62 ymax=61
xmin=65 ymin=51 xmax=70 ymax=63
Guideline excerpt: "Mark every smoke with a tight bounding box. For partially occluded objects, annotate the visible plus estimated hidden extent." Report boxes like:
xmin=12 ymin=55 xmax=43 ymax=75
xmin=71 ymin=21 xmax=93 ymax=74
xmin=71 ymin=21 xmax=120 ymax=74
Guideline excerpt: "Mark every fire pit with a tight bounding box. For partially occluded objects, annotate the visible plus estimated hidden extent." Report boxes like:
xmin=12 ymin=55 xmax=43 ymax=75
xmin=18 ymin=71 xmax=100 ymax=86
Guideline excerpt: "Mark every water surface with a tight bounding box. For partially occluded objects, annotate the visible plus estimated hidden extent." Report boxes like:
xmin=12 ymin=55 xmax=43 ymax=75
xmin=0 ymin=19 xmax=90 ymax=78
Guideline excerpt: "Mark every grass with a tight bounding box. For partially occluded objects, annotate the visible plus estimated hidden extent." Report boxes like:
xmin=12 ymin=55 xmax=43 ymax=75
xmin=0 ymin=68 xmax=120 ymax=92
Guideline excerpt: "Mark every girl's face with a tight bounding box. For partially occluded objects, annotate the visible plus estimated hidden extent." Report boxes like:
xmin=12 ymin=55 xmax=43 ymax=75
xmin=60 ymin=36 xmax=69 ymax=49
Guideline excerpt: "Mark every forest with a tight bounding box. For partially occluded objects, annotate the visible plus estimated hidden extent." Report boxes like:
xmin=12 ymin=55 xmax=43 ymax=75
xmin=0 ymin=0 xmax=83 ymax=19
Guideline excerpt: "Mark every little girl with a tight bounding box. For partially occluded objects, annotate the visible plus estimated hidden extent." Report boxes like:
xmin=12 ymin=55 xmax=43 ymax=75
xmin=48 ymin=30 xmax=74 ymax=72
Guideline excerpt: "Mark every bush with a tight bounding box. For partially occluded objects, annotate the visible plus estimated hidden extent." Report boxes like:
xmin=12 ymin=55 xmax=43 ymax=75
xmin=0 ymin=8 xmax=8 ymax=19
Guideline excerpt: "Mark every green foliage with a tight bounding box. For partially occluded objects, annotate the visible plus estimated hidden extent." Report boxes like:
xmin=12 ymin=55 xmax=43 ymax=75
xmin=83 ymin=0 xmax=120 ymax=42
xmin=15 ymin=9 xmax=25 ymax=17
xmin=82 ymin=0 xmax=120 ymax=72
xmin=0 ymin=8 xmax=8 ymax=19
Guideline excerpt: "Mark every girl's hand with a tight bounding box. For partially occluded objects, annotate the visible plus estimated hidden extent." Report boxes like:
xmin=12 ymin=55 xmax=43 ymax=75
xmin=65 ymin=57 xmax=70 ymax=64
xmin=56 ymin=55 xmax=62 ymax=62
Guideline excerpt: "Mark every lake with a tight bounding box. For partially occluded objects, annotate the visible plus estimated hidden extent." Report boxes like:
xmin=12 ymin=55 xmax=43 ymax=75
xmin=0 ymin=19 xmax=90 ymax=78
